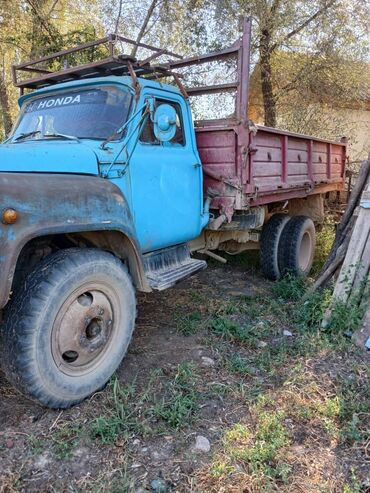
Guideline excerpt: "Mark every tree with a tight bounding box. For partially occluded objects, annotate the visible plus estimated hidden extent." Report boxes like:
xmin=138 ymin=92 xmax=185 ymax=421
xmin=0 ymin=0 xmax=104 ymax=138
xmin=213 ymin=0 xmax=369 ymax=127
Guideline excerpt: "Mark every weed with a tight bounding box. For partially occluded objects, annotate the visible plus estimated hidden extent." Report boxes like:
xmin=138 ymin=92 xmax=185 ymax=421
xmin=207 ymin=382 xmax=233 ymax=397
xmin=217 ymin=411 xmax=290 ymax=485
xmin=209 ymin=316 xmax=259 ymax=347
xmin=224 ymin=353 xmax=255 ymax=375
xmin=176 ymin=310 xmax=202 ymax=335
xmin=210 ymin=461 xmax=236 ymax=478
xmin=272 ymin=274 xmax=307 ymax=301
xmin=189 ymin=290 xmax=207 ymax=303
xmin=316 ymin=396 xmax=340 ymax=419
xmin=28 ymin=436 xmax=44 ymax=455
xmin=312 ymin=221 xmax=335 ymax=274
xmin=342 ymin=469 xmax=364 ymax=493
xmin=243 ymin=411 xmax=289 ymax=471
xmin=52 ymin=427 xmax=78 ymax=460
xmin=150 ymin=362 xmax=199 ymax=429
xmin=91 ymin=378 xmax=152 ymax=444
xmin=325 ymin=297 xmax=366 ymax=335
xmin=294 ymin=288 xmax=332 ymax=329
xmin=338 ymin=380 xmax=370 ymax=445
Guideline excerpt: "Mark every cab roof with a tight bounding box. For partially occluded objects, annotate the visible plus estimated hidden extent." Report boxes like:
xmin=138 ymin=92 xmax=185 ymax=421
xmin=18 ymin=75 xmax=181 ymax=107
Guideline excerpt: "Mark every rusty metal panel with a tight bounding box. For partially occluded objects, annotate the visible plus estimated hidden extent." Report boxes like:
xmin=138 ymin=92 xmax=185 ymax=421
xmin=0 ymin=173 xmax=146 ymax=309
xmin=196 ymin=129 xmax=237 ymax=180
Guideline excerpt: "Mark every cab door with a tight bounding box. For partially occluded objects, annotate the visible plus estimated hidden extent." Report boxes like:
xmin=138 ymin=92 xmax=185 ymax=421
xmin=129 ymin=91 xmax=203 ymax=253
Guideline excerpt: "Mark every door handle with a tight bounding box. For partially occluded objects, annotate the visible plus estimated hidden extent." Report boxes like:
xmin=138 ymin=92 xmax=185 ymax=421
xmin=193 ymin=163 xmax=201 ymax=168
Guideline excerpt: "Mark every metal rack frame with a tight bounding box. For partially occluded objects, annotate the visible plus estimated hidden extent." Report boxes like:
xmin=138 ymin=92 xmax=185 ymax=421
xmin=12 ymin=18 xmax=251 ymax=120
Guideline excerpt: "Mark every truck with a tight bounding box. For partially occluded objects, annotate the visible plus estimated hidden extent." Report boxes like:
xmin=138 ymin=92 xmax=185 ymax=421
xmin=0 ymin=19 xmax=346 ymax=408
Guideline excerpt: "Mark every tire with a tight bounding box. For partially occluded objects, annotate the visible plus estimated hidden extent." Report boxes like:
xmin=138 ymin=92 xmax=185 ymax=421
xmin=1 ymin=248 xmax=136 ymax=408
xmin=260 ymin=213 xmax=290 ymax=280
xmin=278 ymin=216 xmax=316 ymax=277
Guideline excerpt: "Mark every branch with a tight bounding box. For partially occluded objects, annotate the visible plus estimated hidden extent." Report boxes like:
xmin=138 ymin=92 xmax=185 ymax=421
xmin=26 ymin=0 xmax=59 ymax=43
xmin=47 ymin=0 xmax=59 ymax=17
xmin=131 ymin=0 xmax=158 ymax=57
xmin=271 ymin=0 xmax=338 ymax=52
xmin=271 ymin=0 xmax=282 ymax=16
xmin=114 ymin=0 xmax=124 ymax=35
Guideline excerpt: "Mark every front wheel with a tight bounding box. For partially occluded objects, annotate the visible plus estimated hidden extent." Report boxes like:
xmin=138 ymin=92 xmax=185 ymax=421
xmin=1 ymin=248 xmax=136 ymax=408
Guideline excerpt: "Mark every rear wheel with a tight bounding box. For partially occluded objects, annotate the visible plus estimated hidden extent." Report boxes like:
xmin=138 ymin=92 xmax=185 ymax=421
xmin=260 ymin=213 xmax=290 ymax=280
xmin=278 ymin=215 xmax=316 ymax=277
xmin=1 ymin=248 xmax=136 ymax=408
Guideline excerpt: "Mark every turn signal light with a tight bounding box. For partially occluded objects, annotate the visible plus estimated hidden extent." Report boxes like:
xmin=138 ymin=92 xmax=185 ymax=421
xmin=2 ymin=208 xmax=17 ymax=225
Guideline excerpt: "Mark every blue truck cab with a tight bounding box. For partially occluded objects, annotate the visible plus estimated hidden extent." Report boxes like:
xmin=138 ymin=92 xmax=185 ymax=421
xmin=0 ymin=73 xmax=210 ymax=408
xmin=5 ymin=76 xmax=209 ymax=250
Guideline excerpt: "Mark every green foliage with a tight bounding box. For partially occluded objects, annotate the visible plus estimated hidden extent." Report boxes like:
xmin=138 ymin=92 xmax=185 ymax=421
xmin=294 ymin=288 xmax=332 ymax=329
xmin=176 ymin=310 xmax=202 ymax=335
xmin=312 ymin=221 xmax=336 ymax=274
xmin=51 ymin=426 xmax=80 ymax=459
xmin=28 ymin=436 xmax=44 ymax=455
xmin=222 ymin=411 xmax=290 ymax=481
xmin=90 ymin=378 xmax=151 ymax=444
xmin=150 ymin=362 xmax=199 ymax=428
xmin=272 ymin=274 xmax=307 ymax=301
xmin=338 ymin=380 xmax=370 ymax=445
xmin=209 ymin=317 xmax=262 ymax=347
xmin=324 ymin=298 xmax=366 ymax=335
xmin=224 ymin=353 xmax=255 ymax=375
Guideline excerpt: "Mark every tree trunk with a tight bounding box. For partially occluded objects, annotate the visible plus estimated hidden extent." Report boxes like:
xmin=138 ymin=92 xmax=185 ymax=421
xmin=0 ymin=74 xmax=12 ymax=136
xmin=259 ymin=28 xmax=277 ymax=127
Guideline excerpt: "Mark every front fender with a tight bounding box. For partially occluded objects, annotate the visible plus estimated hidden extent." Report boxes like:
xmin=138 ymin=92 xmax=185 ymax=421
xmin=0 ymin=173 xmax=147 ymax=309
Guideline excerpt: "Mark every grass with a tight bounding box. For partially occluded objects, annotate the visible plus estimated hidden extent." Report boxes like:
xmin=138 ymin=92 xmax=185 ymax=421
xmin=176 ymin=310 xmax=202 ymax=335
xmin=207 ymin=408 xmax=291 ymax=488
xmin=150 ymin=362 xmax=199 ymax=428
xmin=312 ymin=220 xmax=336 ymax=275
xmin=224 ymin=353 xmax=256 ymax=376
xmin=90 ymin=362 xmax=201 ymax=445
xmin=194 ymin=270 xmax=369 ymax=491
xmin=90 ymin=376 xmax=154 ymax=445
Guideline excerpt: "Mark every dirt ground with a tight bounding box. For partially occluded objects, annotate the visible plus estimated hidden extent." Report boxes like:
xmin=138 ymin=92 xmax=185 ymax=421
xmin=0 ymin=257 xmax=369 ymax=493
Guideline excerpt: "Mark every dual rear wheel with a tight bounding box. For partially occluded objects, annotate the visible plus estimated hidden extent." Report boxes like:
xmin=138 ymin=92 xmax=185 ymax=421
xmin=260 ymin=214 xmax=316 ymax=281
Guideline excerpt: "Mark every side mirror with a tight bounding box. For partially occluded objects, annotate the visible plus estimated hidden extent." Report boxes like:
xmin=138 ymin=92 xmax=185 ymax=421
xmin=153 ymin=104 xmax=177 ymax=142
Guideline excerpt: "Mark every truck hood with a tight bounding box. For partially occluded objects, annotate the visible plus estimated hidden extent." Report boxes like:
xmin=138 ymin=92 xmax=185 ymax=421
xmin=0 ymin=141 xmax=99 ymax=174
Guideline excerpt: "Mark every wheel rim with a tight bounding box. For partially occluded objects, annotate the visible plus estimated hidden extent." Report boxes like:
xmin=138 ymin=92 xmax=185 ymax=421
xmin=51 ymin=282 xmax=120 ymax=376
xmin=298 ymin=231 xmax=313 ymax=272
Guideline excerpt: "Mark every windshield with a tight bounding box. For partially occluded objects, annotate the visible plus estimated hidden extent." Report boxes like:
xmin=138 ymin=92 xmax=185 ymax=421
xmin=11 ymin=86 xmax=132 ymax=141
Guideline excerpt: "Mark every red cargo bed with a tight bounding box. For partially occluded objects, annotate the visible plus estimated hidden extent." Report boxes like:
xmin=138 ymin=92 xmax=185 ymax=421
xmin=195 ymin=119 xmax=346 ymax=213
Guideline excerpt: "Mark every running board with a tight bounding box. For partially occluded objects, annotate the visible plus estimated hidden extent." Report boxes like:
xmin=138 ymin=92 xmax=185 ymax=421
xmin=143 ymin=244 xmax=206 ymax=291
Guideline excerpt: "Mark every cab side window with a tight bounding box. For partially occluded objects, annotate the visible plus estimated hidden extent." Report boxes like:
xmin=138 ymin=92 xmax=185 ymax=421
xmin=140 ymin=99 xmax=185 ymax=146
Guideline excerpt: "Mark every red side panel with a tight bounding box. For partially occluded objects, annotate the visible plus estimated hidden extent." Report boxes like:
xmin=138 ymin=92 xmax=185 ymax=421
xmin=195 ymin=121 xmax=346 ymax=212
xmin=250 ymin=129 xmax=346 ymax=196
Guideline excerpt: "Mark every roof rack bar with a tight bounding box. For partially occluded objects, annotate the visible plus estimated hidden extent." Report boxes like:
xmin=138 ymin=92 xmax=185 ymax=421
xmin=11 ymin=16 xmax=252 ymax=108
xmin=112 ymin=34 xmax=182 ymax=59
xmin=14 ymin=55 xmax=136 ymax=89
xmin=236 ymin=18 xmax=251 ymax=121
xmin=138 ymin=49 xmax=168 ymax=67
xmin=164 ymin=45 xmax=239 ymax=70
xmin=13 ymin=36 xmax=112 ymax=72
xmin=19 ymin=67 xmax=52 ymax=74
xmin=185 ymin=82 xmax=238 ymax=96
